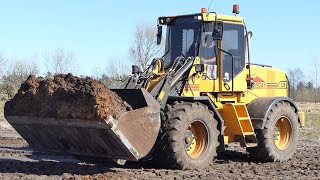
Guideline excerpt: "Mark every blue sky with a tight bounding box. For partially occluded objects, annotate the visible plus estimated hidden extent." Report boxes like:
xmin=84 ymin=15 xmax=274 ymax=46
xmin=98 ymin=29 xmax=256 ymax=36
xmin=0 ymin=1 xmax=319 ymax=78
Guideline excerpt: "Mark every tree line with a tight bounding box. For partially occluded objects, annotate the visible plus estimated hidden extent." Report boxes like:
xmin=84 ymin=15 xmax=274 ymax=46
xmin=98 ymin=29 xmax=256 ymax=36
xmin=0 ymin=48 xmax=78 ymax=99
xmin=287 ymin=61 xmax=320 ymax=103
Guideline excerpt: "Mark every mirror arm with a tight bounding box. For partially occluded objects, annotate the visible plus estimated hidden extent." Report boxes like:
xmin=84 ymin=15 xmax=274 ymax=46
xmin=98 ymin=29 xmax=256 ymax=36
xmin=211 ymin=13 xmax=223 ymax=40
xmin=212 ymin=12 xmax=218 ymax=32
xmin=244 ymin=23 xmax=254 ymax=89
xmin=212 ymin=13 xmax=218 ymax=38
xmin=217 ymin=47 xmax=234 ymax=96
xmin=157 ymin=25 xmax=162 ymax=45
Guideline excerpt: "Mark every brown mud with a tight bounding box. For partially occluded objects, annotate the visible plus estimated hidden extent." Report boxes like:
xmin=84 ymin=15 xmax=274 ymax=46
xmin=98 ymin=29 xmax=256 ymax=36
xmin=0 ymin=121 xmax=318 ymax=180
xmin=4 ymin=74 xmax=131 ymax=121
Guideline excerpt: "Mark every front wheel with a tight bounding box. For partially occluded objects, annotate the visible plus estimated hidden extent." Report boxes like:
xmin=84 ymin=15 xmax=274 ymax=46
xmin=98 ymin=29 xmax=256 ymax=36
xmin=152 ymin=102 xmax=219 ymax=170
xmin=247 ymin=101 xmax=299 ymax=162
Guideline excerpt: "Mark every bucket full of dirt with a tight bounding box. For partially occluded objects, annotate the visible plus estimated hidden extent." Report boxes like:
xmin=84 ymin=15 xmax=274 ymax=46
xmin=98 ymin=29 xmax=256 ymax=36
xmin=4 ymin=74 xmax=161 ymax=161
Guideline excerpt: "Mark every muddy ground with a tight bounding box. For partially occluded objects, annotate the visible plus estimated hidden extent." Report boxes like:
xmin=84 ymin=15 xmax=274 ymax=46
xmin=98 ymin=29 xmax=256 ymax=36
xmin=0 ymin=112 xmax=319 ymax=180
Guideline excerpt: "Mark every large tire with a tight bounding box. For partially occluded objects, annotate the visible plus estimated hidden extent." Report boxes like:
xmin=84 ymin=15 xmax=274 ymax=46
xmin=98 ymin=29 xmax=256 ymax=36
xmin=152 ymin=102 xmax=219 ymax=170
xmin=247 ymin=101 xmax=299 ymax=162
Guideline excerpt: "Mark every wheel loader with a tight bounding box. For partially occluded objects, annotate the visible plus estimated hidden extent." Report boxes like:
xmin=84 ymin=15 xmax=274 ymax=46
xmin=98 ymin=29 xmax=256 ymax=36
xmin=5 ymin=5 xmax=305 ymax=170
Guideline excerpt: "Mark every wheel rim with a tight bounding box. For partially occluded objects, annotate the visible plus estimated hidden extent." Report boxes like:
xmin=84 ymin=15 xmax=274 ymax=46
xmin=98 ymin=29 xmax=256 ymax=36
xmin=184 ymin=121 xmax=208 ymax=159
xmin=273 ymin=116 xmax=292 ymax=150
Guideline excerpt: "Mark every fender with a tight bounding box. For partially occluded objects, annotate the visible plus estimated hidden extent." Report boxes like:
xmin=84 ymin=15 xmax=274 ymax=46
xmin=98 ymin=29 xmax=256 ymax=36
xmin=167 ymin=96 xmax=225 ymax=135
xmin=247 ymin=96 xmax=301 ymax=129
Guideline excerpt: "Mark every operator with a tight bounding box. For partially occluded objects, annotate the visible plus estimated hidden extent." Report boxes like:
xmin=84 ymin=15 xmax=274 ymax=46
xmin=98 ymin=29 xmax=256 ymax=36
xmin=200 ymin=34 xmax=217 ymax=79
xmin=200 ymin=34 xmax=216 ymax=65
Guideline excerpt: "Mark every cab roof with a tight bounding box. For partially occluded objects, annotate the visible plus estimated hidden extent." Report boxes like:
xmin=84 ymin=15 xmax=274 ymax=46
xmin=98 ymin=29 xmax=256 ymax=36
xmin=158 ymin=12 xmax=244 ymax=25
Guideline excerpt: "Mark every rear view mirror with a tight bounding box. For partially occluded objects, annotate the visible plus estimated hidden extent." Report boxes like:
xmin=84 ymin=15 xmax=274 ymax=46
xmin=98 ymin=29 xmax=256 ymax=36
xmin=132 ymin=65 xmax=142 ymax=75
xmin=212 ymin=22 xmax=223 ymax=40
xmin=247 ymin=31 xmax=253 ymax=39
xmin=157 ymin=25 xmax=162 ymax=45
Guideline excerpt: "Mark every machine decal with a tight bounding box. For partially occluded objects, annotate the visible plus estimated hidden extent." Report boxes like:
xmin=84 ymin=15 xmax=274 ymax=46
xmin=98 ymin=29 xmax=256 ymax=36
xmin=253 ymin=76 xmax=287 ymax=89
xmin=184 ymin=84 xmax=200 ymax=91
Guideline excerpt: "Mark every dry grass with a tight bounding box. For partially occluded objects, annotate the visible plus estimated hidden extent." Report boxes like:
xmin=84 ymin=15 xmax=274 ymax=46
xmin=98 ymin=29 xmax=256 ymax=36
xmin=296 ymin=103 xmax=320 ymax=140
xmin=0 ymin=101 xmax=5 ymax=122
xmin=301 ymin=113 xmax=320 ymax=140
xmin=0 ymin=101 xmax=3 ymax=113
xmin=296 ymin=102 xmax=320 ymax=114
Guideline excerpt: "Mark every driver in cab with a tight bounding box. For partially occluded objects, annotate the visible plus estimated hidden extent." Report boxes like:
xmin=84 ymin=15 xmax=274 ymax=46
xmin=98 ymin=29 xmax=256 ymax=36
xmin=200 ymin=34 xmax=216 ymax=64
xmin=200 ymin=34 xmax=217 ymax=79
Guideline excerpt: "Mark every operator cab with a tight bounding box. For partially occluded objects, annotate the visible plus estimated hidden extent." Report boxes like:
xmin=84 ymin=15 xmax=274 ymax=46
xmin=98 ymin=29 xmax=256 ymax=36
xmin=158 ymin=8 xmax=246 ymax=82
xmin=160 ymin=16 xmax=201 ymax=68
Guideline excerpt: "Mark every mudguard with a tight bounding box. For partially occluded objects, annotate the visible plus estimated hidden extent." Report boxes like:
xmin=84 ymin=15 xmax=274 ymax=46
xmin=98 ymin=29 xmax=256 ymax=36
xmin=247 ymin=96 xmax=301 ymax=129
xmin=167 ymin=96 xmax=225 ymax=135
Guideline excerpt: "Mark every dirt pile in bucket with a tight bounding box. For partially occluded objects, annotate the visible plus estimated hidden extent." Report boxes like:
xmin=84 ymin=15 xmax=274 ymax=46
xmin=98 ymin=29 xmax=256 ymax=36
xmin=4 ymin=74 xmax=132 ymax=121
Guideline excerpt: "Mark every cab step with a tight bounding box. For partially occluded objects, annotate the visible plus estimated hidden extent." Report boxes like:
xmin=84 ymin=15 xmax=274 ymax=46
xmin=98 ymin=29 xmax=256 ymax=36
xmin=220 ymin=103 xmax=258 ymax=147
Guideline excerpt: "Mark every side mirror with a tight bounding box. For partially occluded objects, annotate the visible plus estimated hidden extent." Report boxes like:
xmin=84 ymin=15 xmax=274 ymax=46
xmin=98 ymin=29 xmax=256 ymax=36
xmin=247 ymin=31 xmax=253 ymax=39
xmin=245 ymin=31 xmax=253 ymax=64
xmin=157 ymin=25 xmax=162 ymax=45
xmin=195 ymin=64 xmax=204 ymax=73
xmin=132 ymin=65 xmax=142 ymax=75
xmin=212 ymin=22 xmax=223 ymax=40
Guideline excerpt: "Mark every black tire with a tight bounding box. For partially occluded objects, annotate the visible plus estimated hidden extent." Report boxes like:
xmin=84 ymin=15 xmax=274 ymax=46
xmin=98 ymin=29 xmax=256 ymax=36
xmin=152 ymin=102 xmax=219 ymax=170
xmin=247 ymin=101 xmax=299 ymax=162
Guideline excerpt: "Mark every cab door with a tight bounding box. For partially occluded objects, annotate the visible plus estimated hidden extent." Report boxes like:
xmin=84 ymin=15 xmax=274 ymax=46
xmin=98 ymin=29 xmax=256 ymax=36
xmin=220 ymin=23 xmax=246 ymax=93
xmin=197 ymin=23 xmax=219 ymax=93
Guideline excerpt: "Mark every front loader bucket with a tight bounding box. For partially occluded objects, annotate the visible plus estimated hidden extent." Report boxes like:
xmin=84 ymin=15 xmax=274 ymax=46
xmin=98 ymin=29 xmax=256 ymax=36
xmin=5 ymin=89 xmax=161 ymax=161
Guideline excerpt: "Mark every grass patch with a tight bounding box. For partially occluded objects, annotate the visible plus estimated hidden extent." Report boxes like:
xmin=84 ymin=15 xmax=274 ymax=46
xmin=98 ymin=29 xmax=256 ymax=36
xmin=301 ymin=113 xmax=320 ymax=139
xmin=0 ymin=101 xmax=4 ymax=115
xmin=0 ymin=101 xmax=4 ymax=122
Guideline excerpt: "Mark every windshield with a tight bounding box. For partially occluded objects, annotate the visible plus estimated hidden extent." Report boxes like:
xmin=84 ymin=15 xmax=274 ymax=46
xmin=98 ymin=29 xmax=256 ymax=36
xmin=163 ymin=16 xmax=201 ymax=68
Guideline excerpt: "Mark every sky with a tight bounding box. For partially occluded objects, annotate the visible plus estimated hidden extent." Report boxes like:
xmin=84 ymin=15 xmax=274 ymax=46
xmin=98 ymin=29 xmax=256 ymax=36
xmin=0 ymin=1 xmax=319 ymax=79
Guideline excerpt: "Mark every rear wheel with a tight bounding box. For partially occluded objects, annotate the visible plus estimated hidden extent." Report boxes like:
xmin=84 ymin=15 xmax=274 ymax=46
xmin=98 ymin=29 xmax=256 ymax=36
xmin=247 ymin=101 xmax=299 ymax=162
xmin=153 ymin=102 xmax=219 ymax=170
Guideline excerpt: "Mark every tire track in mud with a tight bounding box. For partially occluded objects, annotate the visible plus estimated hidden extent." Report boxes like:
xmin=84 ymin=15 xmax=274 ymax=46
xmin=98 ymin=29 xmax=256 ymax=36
xmin=0 ymin=125 xmax=319 ymax=179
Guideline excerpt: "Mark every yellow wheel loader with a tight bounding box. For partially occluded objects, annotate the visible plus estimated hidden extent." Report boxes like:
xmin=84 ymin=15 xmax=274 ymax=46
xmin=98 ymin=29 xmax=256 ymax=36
xmin=5 ymin=5 xmax=305 ymax=170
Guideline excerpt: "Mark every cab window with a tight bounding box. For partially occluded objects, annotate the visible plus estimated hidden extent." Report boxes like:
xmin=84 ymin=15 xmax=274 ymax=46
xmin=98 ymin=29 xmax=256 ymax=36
xmin=222 ymin=23 xmax=245 ymax=82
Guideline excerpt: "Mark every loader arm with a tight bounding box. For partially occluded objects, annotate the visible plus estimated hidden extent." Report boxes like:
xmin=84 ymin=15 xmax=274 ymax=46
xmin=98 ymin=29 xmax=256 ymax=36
xmin=124 ymin=56 xmax=194 ymax=109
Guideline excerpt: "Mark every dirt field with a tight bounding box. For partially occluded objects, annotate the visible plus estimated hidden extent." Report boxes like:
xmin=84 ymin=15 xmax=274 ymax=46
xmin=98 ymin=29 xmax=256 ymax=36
xmin=0 ymin=104 xmax=319 ymax=179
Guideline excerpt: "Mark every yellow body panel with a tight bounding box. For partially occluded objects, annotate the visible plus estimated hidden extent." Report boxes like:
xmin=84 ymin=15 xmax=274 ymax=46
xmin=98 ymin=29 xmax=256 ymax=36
xmin=175 ymin=58 xmax=289 ymax=145
xmin=202 ymin=13 xmax=244 ymax=25
xmin=246 ymin=65 xmax=288 ymax=103
xmin=181 ymin=60 xmax=288 ymax=103
xmin=146 ymin=59 xmax=165 ymax=92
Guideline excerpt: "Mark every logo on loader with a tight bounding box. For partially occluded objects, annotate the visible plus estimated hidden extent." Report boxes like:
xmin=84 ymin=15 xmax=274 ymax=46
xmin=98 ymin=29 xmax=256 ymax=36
xmin=253 ymin=76 xmax=287 ymax=89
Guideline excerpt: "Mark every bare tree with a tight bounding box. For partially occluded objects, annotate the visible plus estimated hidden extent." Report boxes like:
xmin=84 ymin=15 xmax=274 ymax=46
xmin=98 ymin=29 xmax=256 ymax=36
xmin=1 ymin=57 xmax=39 ymax=98
xmin=313 ymin=58 xmax=320 ymax=103
xmin=0 ymin=53 xmax=6 ymax=77
xmin=287 ymin=67 xmax=304 ymax=100
xmin=44 ymin=48 xmax=78 ymax=75
xmin=93 ymin=59 xmax=130 ymax=88
xmin=129 ymin=23 xmax=164 ymax=70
